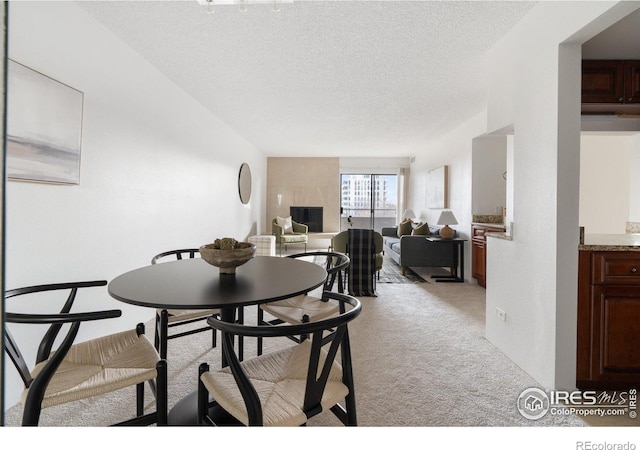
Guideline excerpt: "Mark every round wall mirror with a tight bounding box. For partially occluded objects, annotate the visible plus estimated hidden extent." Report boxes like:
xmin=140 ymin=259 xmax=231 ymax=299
xmin=238 ymin=163 xmax=252 ymax=204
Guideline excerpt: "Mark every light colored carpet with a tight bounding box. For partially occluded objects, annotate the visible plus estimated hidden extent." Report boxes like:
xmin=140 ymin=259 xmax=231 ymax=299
xmin=4 ymin=272 xmax=590 ymax=428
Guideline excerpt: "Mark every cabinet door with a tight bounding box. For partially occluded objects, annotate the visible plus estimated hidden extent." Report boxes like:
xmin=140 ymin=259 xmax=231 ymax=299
xmin=472 ymin=240 xmax=486 ymax=287
xmin=624 ymin=61 xmax=640 ymax=104
xmin=582 ymin=60 xmax=625 ymax=103
xmin=590 ymin=285 xmax=640 ymax=387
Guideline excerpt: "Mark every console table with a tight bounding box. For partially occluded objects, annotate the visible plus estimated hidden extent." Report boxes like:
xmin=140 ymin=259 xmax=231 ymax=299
xmin=425 ymin=237 xmax=467 ymax=283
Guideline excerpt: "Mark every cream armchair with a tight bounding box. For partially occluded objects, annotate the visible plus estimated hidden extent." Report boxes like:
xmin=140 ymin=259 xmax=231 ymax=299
xmin=272 ymin=217 xmax=308 ymax=255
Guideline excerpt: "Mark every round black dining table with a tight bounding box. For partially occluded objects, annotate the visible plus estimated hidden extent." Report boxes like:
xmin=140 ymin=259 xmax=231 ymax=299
xmin=108 ymin=255 xmax=327 ymax=425
xmin=108 ymin=255 xmax=327 ymax=315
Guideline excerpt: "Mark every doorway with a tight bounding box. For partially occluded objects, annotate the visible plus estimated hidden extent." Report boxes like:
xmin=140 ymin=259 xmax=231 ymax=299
xmin=340 ymin=174 xmax=397 ymax=233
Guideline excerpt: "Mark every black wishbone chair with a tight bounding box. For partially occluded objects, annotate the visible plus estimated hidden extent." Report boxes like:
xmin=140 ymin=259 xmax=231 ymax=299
xmin=256 ymin=251 xmax=349 ymax=356
xmin=4 ymin=280 xmax=168 ymax=426
xmin=151 ymin=249 xmax=222 ymax=360
xmin=197 ymin=291 xmax=361 ymax=426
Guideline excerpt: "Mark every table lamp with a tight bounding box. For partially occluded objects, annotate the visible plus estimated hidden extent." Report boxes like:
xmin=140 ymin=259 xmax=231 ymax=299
xmin=402 ymin=209 xmax=416 ymax=222
xmin=437 ymin=210 xmax=457 ymax=239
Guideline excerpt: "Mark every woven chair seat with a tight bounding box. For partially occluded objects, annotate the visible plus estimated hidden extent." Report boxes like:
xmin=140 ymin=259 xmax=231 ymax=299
xmin=25 ymin=329 xmax=160 ymax=409
xmin=261 ymin=294 xmax=339 ymax=324
xmin=157 ymin=308 xmax=220 ymax=324
xmin=151 ymin=249 xmax=220 ymax=360
xmin=200 ymin=340 xmax=348 ymax=426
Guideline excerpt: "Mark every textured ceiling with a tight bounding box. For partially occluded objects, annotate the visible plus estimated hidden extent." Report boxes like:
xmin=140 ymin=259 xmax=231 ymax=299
xmin=77 ymin=0 xmax=536 ymax=157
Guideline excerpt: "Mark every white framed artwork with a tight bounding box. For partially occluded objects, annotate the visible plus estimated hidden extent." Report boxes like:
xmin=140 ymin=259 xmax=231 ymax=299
xmin=426 ymin=165 xmax=448 ymax=209
xmin=7 ymin=60 xmax=84 ymax=184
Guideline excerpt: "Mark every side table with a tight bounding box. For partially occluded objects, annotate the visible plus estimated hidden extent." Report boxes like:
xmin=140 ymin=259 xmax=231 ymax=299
xmin=425 ymin=237 xmax=467 ymax=283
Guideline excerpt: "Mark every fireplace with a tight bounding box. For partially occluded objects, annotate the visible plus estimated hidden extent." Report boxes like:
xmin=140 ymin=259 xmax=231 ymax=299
xmin=290 ymin=206 xmax=323 ymax=232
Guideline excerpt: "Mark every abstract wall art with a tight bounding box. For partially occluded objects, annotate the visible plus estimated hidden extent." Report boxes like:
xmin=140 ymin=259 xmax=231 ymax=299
xmin=426 ymin=165 xmax=448 ymax=209
xmin=7 ymin=60 xmax=84 ymax=184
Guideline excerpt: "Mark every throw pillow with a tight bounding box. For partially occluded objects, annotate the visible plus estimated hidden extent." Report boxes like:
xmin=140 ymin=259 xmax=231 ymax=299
xmin=397 ymin=219 xmax=413 ymax=237
xmin=276 ymin=216 xmax=293 ymax=234
xmin=412 ymin=222 xmax=430 ymax=235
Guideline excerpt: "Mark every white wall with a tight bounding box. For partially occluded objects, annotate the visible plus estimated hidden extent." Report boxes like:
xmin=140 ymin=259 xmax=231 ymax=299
xmin=505 ymin=135 xmax=514 ymax=227
xmin=484 ymin=1 xmax=640 ymax=390
xmin=486 ymin=7 xmax=571 ymax=390
xmin=579 ymin=134 xmax=633 ymax=234
xmin=339 ymin=157 xmax=411 ymax=173
xmin=471 ymin=135 xmax=507 ymax=216
xmin=409 ymin=111 xmax=487 ymax=281
xmin=4 ymin=2 xmax=266 ymax=409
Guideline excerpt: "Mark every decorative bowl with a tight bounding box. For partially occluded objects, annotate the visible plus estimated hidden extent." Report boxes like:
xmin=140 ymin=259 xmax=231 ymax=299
xmin=199 ymin=242 xmax=256 ymax=274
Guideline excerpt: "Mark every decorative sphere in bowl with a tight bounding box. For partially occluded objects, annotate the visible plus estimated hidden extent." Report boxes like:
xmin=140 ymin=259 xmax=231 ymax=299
xmin=199 ymin=241 xmax=256 ymax=274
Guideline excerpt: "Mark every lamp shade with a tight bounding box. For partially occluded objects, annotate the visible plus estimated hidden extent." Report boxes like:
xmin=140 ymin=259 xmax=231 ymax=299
xmin=437 ymin=210 xmax=457 ymax=239
xmin=437 ymin=210 xmax=458 ymax=226
xmin=402 ymin=209 xmax=416 ymax=220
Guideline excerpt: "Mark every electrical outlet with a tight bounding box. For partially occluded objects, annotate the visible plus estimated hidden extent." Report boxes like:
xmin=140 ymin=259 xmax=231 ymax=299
xmin=496 ymin=307 xmax=507 ymax=322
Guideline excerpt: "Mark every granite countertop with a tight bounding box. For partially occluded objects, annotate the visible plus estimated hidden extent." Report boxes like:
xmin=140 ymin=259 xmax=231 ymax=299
xmin=486 ymin=231 xmax=512 ymax=241
xmin=477 ymin=222 xmax=512 ymax=241
xmin=471 ymin=215 xmax=504 ymax=226
xmin=579 ymin=234 xmax=640 ymax=251
xmin=472 ymin=222 xmax=506 ymax=228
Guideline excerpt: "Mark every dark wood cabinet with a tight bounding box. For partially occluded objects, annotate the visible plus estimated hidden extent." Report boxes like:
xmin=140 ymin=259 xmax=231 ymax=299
xmin=582 ymin=60 xmax=625 ymax=104
xmin=472 ymin=238 xmax=486 ymax=286
xmin=582 ymin=60 xmax=640 ymax=115
xmin=471 ymin=224 xmax=503 ymax=288
xmin=577 ymin=250 xmax=640 ymax=390
xmin=624 ymin=61 xmax=640 ymax=104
